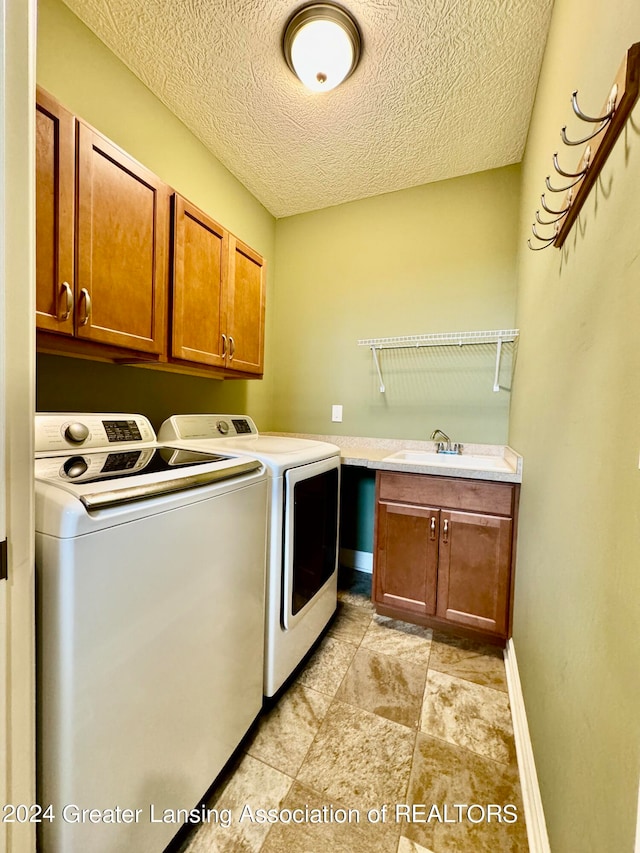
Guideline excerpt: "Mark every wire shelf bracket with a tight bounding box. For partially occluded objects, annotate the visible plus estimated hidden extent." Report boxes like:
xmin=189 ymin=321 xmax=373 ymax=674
xmin=358 ymin=329 xmax=519 ymax=394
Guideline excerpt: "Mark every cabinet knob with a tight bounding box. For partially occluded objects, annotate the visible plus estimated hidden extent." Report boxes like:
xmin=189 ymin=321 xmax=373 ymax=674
xmin=59 ymin=281 xmax=73 ymax=321
xmin=430 ymin=516 xmax=436 ymax=540
xmin=443 ymin=519 xmax=449 ymax=543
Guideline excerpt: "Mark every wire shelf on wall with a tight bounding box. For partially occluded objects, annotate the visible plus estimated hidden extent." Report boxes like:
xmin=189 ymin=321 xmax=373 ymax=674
xmin=357 ymin=329 xmax=519 ymax=394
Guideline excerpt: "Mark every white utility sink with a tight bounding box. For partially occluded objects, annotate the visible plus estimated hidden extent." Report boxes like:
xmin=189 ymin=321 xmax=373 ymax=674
xmin=382 ymin=450 xmax=515 ymax=473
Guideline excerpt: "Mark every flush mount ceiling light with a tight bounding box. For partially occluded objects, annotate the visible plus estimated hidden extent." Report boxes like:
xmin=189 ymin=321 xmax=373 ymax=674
xmin=283 ymin=3 xmax=362 ymax=93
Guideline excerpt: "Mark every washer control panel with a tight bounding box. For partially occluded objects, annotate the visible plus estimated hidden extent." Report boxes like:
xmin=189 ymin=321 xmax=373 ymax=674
xmin=35 ymin=413 xmax=156 ymax=455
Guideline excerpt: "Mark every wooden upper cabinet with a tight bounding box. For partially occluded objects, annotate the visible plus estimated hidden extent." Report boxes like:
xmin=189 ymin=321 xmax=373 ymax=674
xmin=169 ymin=195 xmax=266 ymax=376
xmin=171 ymin=195 xmax=227 ymax=367
xmin=75 ymin=121 xmax=169 ymax=354
xmin=35 ymin=89 xmax=266 ymax=376
xmin=35 ymin=87 xmax=75 ymax=335
xmin=227 ymin=237 xmax=266 ymax=375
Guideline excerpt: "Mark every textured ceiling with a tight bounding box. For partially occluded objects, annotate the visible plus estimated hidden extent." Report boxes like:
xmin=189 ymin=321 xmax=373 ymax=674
xmin=61 ymin=0 xmax=554 ymax=218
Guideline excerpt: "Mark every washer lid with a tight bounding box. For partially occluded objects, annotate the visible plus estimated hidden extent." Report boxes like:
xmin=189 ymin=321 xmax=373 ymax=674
xmin=158 ymin=415 xmax=340 ymax=468
xmin=35 ymin=446 xmax=236 ymax=488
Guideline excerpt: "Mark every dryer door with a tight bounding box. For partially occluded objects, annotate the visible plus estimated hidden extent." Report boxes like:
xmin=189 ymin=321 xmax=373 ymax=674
xmin=282 ymin=456 xmax=339 ymax=630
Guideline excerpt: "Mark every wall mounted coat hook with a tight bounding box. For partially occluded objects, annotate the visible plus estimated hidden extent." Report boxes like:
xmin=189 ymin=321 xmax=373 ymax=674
xmin=560 ymin=121 xmax=609 ymax=146
xmin=527 ymin=43 xmax=640 ymax=250
xmin=552 ymin=148 xmax=590 ymax=178
xmin=535 ymin=209 xmax=567 ymax=226
xmin=545 ymin=174 xmax=583 ymax=193
xmin=571 ymin=86 xmax=617 ymax=122
xmin=531 ymin=223 xmax=557 ymax=242
xmin=540 ymin=191 xmax=572 ymax=215
xmin=527 ymin=237 xmax=555 ymax=251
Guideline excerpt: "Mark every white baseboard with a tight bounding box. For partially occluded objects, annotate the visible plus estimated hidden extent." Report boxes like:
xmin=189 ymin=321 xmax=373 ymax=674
xmin=339 ymin=548 xmax=373 ymax=574
xmin=503 ymin=639 xmax=551 ymax=853
xmin=635 ymin=775 xmax=640 ymax=853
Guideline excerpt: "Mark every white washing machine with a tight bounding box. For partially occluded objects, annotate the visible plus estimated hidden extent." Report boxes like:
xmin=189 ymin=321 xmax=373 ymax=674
xmin=35 ymin=413 xmax=268 ymax=853
xmin=159 ymin=415 xmax=341 ymax=697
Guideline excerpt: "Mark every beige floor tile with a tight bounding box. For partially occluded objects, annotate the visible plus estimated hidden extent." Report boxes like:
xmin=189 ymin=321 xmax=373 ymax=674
xmin=429 ymin=632 xmax=508 ymax=692
xmin=420 ymin=671 xmax=515 ymax=765
xmin=337 ymin=569 xmax=375 ymax=612
xmin=259 ymin=781 xmax=401 ymax=853
xmin=179 ymin=754 xmax=292 ymax=853
xmin=246 ymin=683 xmax=332 ymax=776
xmin=326 ymin=600 xmax=373 ymax=645
xmin=361 ymin=615 xmax=433 ymax=665
xmin=397 ymin=837 xmax=435 ymax=853
xmin=296 ymin=700 xmax=416 ymax=813
xmin=296 ymin=635 xmax=357 ymax=696
xmin=403 ymin=733 xmax=527 ymax=853
xmin=337 ymin=587 xmax=376 ymax=612
xmin=335 ymin=646 xmax=427 ymax=728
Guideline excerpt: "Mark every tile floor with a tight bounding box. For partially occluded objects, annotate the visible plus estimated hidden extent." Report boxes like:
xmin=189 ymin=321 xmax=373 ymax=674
xmin=176 ymin=570 xmax=528 ymax=853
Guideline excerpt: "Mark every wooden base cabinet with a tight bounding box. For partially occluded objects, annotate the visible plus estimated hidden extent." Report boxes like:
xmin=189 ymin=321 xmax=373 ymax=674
xmin=373 ymin=472 xmax=519 ymax=644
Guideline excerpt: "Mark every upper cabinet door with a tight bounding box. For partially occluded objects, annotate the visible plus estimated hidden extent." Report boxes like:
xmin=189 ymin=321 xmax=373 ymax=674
xmin=75 ymin=121 xmax=169 ymax=354
xmin=171 ymin=194 xmax=227 ymax=367
xmin=35 ymin=87 xmax=75 ymax=336
xmin=226 ymin=237 xmax=265 ymax=375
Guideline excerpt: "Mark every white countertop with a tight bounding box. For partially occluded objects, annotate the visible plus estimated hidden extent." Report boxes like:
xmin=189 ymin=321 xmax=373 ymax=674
xmin=266 ymin=433 xmax=523 ymax=483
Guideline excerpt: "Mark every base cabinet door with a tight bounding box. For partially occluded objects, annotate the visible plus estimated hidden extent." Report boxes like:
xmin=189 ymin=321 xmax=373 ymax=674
xmin=374 ymin=502 xmax=439 ymax=616
xmin=436 ymin=510 xmax=513 ymax=635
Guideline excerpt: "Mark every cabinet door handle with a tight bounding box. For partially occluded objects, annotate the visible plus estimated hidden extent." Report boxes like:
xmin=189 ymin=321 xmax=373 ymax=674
xmin=79 ymin=288 xmax=92 ymax=326
xmin=442 ymin=519 xmax=449 ymax=543
xmin=59 ymin=281 xmax=73 ymax=321
xmin=430 ymin=516 xmax=437 ymax=540
xmin=221 ymin=334 xmax=227 ymax=357
xmin=229 ymin=336 xmax=235 ymax=360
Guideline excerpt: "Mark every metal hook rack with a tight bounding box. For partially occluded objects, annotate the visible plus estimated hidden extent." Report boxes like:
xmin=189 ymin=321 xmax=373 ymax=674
xmin=528 ymin=42 xmax=640 ymax=251
xmin=357 ymin=329 xmax=519 ymax=394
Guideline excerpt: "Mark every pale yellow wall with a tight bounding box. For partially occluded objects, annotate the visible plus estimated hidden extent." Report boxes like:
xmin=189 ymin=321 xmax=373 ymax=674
xmin=36 ymin=0 xmax=276 ymax=429
xmin=272 ymin=168 xmax=520 ymax=442
xmin=510 ymin=1 xmax=640 ymax=849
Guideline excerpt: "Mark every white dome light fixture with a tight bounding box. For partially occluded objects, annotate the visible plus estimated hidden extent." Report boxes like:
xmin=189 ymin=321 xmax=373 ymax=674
xmin=283 ymin=3 xmax=362 ymax=93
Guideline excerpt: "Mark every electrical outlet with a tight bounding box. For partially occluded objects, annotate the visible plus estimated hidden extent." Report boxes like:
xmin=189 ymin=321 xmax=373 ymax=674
xmin=331 ymin=405 xmax=343 ymax=423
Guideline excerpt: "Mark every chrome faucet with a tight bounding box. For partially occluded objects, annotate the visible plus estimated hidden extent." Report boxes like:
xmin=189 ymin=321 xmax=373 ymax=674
xmin=430 ymin=429 xmax=462 ymax=454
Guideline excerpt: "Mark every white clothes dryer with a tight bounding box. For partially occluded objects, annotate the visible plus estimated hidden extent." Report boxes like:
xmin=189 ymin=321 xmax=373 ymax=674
xmin=159 ymin=414 xmax=340 ymax=697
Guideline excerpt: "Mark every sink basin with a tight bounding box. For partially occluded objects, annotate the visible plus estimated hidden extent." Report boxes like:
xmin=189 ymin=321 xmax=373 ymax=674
xmin=382 ymin=450 xmax=514 ymax=472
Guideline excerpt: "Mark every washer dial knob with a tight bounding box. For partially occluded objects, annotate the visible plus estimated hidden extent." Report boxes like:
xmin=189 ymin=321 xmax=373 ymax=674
xmin=216 ymin=420 xmax=230 ymax=435
xmin=64 ymin=422 xmax=90 ymax=444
